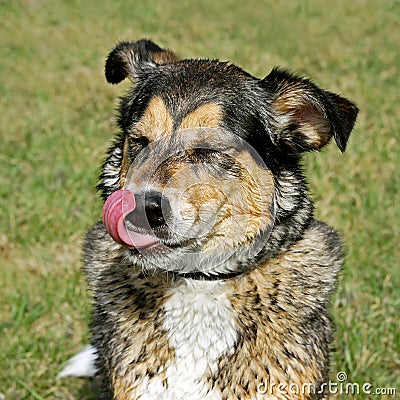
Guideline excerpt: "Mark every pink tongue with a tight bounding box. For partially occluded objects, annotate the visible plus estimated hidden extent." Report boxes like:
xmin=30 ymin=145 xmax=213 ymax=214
xmin=102 ymin=189 xmax=158 ymax=248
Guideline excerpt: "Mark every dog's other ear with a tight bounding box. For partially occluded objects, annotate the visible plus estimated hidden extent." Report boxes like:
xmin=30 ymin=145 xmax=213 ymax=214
xmin=105 ymin=40 xmax=178 ymax=84
xmin=262 ymin=68 xmax=358 ymax=153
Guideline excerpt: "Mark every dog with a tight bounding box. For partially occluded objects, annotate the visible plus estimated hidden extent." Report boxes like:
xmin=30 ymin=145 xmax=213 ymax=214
xmin=60 ymin=40 xmax=358 ymax=399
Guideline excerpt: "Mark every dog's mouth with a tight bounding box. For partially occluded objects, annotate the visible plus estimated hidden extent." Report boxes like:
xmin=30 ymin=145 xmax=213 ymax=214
xmin=102 ymin=189 xmax=197 ymax=251
xmin=102 ymin=189 xmax=160 ymax=249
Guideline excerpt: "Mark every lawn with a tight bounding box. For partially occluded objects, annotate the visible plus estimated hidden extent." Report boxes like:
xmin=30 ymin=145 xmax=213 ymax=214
xmin=0 ymin=1 xmax=398 ymax=399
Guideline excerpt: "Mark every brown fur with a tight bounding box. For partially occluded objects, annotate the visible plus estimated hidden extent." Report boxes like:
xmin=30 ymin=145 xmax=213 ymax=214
xmin=134 ymin=96 xmax=173 ymax=141
xmin=180 ymin=102 xmax=223 ymax=130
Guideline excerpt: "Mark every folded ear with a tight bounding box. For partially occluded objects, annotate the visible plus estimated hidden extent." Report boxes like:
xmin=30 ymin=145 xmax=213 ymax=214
xmin=262 ymin=68 xmax=358 ymax=153
xmin=105 ymin=39 xmax=179 ymax=84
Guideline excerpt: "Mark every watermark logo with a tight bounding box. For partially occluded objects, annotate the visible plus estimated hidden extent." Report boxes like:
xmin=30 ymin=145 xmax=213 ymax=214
xmin=257 ymin=372 xmax=397 ymax=397
xmin=104 ymin=128 xmax=277 ymax=273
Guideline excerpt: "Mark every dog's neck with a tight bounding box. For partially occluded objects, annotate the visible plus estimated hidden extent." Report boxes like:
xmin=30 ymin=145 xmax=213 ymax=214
xmin=176 ymin=269 xmax=244 ymax=280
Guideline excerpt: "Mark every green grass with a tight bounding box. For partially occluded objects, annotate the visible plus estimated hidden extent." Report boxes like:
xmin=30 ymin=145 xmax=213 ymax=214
xmin=0 ymin=0 xmax=398 ymax=398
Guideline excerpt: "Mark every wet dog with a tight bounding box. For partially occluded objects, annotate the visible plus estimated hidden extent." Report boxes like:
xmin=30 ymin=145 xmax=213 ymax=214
xmin=61 ymin=40 xmax=357 ymax=399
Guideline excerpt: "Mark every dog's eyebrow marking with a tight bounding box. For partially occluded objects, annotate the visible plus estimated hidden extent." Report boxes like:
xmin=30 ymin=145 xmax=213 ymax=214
xmin=179 ymin=102 xmax=223 ymax=130
xmin=134 ymin=100 xmax=222 ymax=142
xmin=135 ymin=96 xmax=173 ymax=141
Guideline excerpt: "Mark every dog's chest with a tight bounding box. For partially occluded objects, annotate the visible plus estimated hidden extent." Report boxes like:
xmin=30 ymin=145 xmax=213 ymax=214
xmin=137 ymin=280 xmax=238 ymax=400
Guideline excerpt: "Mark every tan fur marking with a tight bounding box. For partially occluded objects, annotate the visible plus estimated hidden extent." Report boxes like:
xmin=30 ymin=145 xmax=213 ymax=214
xmin=273 ymin=91 xmax=331 ymax=149
xmin=179 ymin=103 xmax=223 ymax=130
xmin=134 ymin=96 xmax=173 ymax=141
xmin=204 ymin=151 xmax=275 ymax=251
xmin=148 ymin=49 xmax=179 ymax=65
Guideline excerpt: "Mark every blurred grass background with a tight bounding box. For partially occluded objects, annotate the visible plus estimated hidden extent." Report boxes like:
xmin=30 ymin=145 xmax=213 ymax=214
xmin=0 ymin=0 xmax=398 ymax=399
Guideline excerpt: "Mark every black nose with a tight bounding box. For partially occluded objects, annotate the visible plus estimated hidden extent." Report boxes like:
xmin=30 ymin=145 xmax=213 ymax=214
xmin=124 ymin=192 xmax=171 ymax=231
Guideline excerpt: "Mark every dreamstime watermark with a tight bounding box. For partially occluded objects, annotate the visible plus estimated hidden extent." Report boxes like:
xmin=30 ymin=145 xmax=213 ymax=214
xmin=114 ymin=128 xmax=277 ymax=272
xmin=257 ymin=372 xmax=397 ymax=397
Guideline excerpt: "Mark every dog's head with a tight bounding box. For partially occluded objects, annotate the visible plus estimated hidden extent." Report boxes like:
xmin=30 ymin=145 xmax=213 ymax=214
xmin=99 ymin=40 xmax=358 ymax=276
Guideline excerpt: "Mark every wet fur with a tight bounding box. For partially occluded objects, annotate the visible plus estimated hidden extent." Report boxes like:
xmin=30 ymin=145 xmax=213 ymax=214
xmin=82 ymin=40 xmax=357 ymax=399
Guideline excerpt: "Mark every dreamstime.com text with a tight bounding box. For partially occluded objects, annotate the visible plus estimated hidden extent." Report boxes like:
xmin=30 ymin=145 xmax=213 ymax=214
xmin=257 ymin=372 xmax=397 ymax=397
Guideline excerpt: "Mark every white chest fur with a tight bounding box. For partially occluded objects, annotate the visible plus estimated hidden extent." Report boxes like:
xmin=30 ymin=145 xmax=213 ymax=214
xmin=138 ymin=279 xmax=238 ymax=400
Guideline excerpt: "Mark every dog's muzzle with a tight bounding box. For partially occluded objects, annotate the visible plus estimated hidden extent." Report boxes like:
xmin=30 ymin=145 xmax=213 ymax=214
xmin=102 ymin=189 xmax=165 ymax=248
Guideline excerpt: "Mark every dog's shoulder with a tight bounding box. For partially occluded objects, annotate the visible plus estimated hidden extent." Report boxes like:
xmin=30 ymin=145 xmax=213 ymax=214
xmin=256 ymin=218 xmax=343 ymax=295
xmin=292 ymin=218 xmax=343 ymax=267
